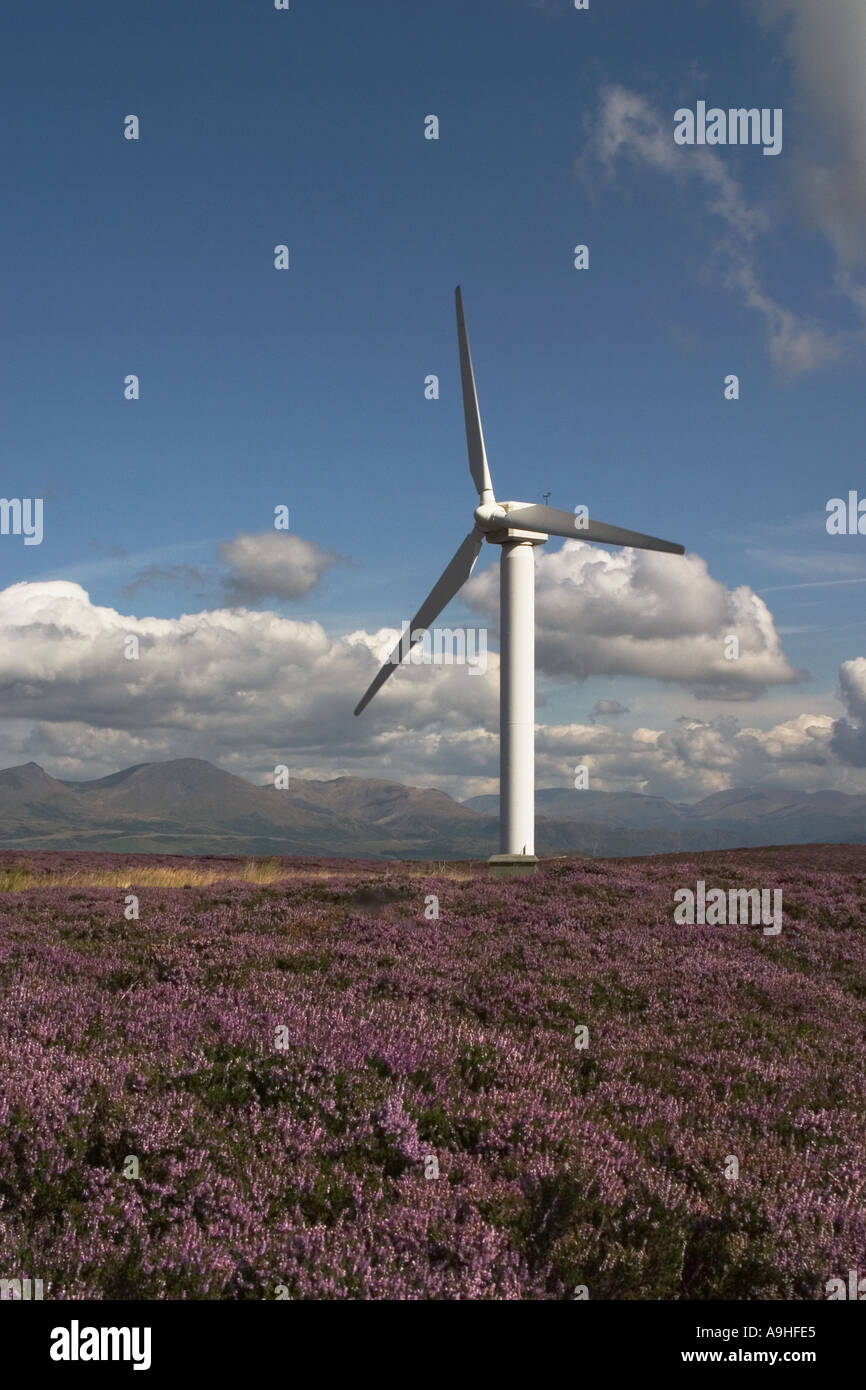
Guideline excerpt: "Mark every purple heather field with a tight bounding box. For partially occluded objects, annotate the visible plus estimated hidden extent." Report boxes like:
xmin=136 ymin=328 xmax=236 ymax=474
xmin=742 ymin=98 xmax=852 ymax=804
xmin=0 ymin=845 xmax=864 ymax=1301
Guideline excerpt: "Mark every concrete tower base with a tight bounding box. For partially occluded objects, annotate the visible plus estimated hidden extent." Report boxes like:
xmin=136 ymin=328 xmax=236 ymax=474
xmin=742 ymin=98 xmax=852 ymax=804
xmin=488 ymin=853 xmax=539 ymax=877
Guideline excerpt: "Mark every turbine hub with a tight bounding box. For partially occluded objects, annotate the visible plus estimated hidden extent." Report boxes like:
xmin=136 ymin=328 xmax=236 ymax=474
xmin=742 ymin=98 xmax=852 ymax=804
xmin=474 ymin=502 xmax=507 ymax=530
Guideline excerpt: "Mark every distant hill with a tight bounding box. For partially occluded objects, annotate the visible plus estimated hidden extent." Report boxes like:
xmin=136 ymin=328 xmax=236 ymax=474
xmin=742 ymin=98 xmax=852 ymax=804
xmin=467 ymin=785 xmax=866 ymax=853
xmin=464 ymin=788 xmax=694 ymax=830
xmin=0 ymin=759 xmax=496 ymax=858
xmin=1 ymin=758 xmax=866 ymax=857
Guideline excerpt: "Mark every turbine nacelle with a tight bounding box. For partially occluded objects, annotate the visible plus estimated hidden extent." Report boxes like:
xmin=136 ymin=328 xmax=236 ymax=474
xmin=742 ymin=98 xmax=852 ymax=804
xmin=475 ymin=500 xmax=551 ymax=545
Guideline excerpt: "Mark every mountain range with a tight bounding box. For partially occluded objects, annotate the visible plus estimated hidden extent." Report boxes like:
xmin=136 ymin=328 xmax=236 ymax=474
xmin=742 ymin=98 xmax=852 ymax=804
xmin=1 ymin=758 xmax=866 ymax=858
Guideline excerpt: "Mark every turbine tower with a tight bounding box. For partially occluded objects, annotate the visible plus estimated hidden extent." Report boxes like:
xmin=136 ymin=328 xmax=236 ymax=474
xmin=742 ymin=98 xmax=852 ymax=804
xmin=354 ymin=288 xmax=685 ymax=874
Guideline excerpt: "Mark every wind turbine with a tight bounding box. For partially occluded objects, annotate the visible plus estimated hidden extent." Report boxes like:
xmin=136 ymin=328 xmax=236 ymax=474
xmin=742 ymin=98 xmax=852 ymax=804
xmin=354 ymin=288 xmax=685 ymax=874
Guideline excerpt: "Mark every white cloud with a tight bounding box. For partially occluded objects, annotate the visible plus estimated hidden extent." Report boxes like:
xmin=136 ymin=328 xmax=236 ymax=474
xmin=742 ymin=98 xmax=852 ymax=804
xmin=584 ymin=82 xmax=857 ymax=374
xmin=0 ymin=580 xmax=497 ymax=789
xmin=532 ymin=709 xmax=840 ymax=800
xmin=831 ymin=657 xmax=866 ymax=766
xmin=588 ymin=83 xmax=766 ymax=241
xmin=0 ymin=579 xmax=862 ymax=800
xmin=463 ymin=540 xmax=802 ymax=698
xmin=218 ymin=532 xmax=345 ymax=602
xmin=593 ymin=698 xmax=630 ymax=718
xmin=755 ymin=0 xmax=866 ymax=270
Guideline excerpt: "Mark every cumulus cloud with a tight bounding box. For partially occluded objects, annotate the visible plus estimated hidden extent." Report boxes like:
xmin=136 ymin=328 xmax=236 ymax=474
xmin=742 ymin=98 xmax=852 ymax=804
xmin=534 ymin=710 xmax=838 ymax=800
xmin=218 ymin=532 xmax=346 ymax=603
xmin=0 ymin=580 xmax=862 ymax=801
xmin=463 ymin=540 xmax=803 ymax=698
xmin=0 ymin=581 xmax=497 ymax=790
xmin=583 ymin=82 xmax=854 ymax=374
xmin=755 ymin=0 xmax=866 ymax=270
xmin=592 ymin=699 xmax=630 ymax=718
xmin=831 ymin=657 xmax=866 ymax=766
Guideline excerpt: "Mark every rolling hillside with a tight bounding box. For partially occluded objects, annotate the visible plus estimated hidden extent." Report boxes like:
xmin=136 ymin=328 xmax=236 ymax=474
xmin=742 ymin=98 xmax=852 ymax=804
xmin=2 ymin=759 xmax=866 ymax=857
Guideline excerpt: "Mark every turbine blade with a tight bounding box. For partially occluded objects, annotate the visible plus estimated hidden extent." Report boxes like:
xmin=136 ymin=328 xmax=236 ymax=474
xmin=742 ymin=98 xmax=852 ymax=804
xmin=504 ymin=504 xmax=685 ymax=555
xmin=354 ymin=530 xmax=484 ymax=716
xmin=455 ymin=287 xmax=494 ymax=501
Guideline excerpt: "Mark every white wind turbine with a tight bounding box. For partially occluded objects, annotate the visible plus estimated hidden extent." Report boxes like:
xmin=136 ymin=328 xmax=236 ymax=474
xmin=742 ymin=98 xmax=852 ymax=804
xmin=354 ymin=288 xmax=685 ymax=874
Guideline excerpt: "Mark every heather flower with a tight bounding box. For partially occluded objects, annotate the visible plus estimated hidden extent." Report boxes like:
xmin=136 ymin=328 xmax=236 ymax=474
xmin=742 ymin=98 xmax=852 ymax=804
xmin=0 ymin=844 xmax=863 ymax=1298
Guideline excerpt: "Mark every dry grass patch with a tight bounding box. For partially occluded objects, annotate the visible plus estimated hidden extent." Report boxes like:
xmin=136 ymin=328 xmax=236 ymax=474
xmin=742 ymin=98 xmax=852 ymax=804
xmin=0 ymin=856 xmax=486 ymax=893
xmin=0 ymin=859 xmax=291 ymax=891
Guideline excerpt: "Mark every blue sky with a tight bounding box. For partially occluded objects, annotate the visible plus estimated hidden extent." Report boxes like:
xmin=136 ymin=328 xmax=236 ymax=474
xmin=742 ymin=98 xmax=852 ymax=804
xmin=2 ymin=0 xmax=866 ymax=800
